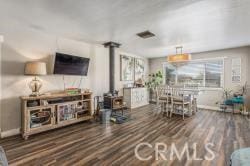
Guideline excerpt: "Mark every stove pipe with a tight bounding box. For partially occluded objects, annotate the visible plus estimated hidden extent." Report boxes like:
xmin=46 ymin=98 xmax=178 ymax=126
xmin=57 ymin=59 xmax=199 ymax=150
xmin=103 ymin=42 xmax=121 ymax=95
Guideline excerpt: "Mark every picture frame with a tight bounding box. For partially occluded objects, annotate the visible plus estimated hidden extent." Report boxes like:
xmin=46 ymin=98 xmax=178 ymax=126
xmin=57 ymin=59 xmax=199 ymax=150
xmin=134 ymin=58 xmax=145 ymax=81
xmin=120 ymin=55 xmax=134 ymax=81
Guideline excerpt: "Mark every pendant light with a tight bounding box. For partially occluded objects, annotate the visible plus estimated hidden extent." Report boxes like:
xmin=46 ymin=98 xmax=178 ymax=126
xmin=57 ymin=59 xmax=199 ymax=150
xmin=167 ymin=46 xmax=191 ymax=62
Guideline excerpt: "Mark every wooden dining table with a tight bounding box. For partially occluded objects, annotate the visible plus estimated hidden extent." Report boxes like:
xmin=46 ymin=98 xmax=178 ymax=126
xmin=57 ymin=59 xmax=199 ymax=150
xmin=159 ymin=88 xmax=204 ymax=116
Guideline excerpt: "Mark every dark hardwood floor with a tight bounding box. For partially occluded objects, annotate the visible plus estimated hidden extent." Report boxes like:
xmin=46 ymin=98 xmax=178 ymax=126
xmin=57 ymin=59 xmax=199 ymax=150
xmin=1 ymin=104 xmax=250 ymax=166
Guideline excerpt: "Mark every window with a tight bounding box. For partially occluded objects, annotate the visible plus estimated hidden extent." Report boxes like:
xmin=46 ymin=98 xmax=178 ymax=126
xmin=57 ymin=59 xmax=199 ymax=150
xmin=205 ymin=61 xmax=223 ymax=87
xmin=164 ymin=59 xmax=224 ymax=88
xmin=231 ymin=58 xmax=241 ymax=83
xmin=177 ymin=63 xmax=204 ymax=86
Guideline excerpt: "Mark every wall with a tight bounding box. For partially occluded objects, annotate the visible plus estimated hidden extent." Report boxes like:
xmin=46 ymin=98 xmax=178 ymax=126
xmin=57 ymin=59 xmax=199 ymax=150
xmin=0 ymin=36 xmax=3 ymax=133
xmin=248 ymin=47 xmax=250 ymax=83
xmin=149 ymin=46 xmax=250 ymax=109
xmin=246 ymin=47 xmax=250 ymax=109
xmin=0 ymin=35 xmax=148 ymax=136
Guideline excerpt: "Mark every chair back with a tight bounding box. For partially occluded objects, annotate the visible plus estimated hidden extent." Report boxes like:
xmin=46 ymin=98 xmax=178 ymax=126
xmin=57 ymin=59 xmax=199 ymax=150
xmin=184 ymin=83 xmax=199 ymax=89
xmin=155 ymin=85 xmax=167 ymax=104
xmin=156 ymin=85 xmax=166 ymax=97
xmin=184 ymin=83 xmax=199 ymax=96
xmin=170 ymin=88 xmax=182 ymax=101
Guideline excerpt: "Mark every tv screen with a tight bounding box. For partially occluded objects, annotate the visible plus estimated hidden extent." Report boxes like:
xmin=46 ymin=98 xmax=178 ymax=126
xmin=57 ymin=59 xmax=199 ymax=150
xmin=53 ymin=52 xmax=90 ymax=76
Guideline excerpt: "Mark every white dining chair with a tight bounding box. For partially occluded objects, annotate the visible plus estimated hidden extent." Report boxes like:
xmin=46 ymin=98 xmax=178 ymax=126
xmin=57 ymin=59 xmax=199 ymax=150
xmin=169 ymin=88 xmax=191 ymax=120
xmin=153 ymin=85 xmax=165 ymax=115
xmin=184 ymin=83 xmax=199 ymax=113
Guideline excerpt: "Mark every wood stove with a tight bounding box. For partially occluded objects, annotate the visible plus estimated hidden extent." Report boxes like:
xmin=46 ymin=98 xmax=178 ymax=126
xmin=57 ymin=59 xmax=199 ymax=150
xmin=103 ymin=41 xmax=121 ymax=96
xmin=104 ymin=96 xmax=123 ymax=109
xmin=103 ymin=41 xmax=122 ymax=108
xmin=102 ymin=41 xmax=127 ymax=114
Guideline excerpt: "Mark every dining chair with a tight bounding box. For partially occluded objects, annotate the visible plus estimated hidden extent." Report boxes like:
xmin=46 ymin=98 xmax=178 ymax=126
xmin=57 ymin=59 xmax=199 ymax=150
xmin=154 ymin=85 xmax=169 ymax=116
xmin=161 ymin=86 xmax=173 ymax=117
xmin=184 ymin=83 xmax=199 ymax=113
xmin=169 ymin=88 xmax=191 ymax=120
xmin=156 ymin=85 xmax=172 ymax=117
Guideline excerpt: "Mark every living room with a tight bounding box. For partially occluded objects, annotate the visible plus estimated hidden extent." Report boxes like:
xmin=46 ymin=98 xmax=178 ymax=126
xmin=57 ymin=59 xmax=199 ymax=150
xmin=0 ymin=0 xmax=250 ymax=165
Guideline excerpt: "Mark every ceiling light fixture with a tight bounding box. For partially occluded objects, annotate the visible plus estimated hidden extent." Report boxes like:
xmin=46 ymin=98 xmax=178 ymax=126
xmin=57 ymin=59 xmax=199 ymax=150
xmin=167 ymin=46 xmax=191 ymax=62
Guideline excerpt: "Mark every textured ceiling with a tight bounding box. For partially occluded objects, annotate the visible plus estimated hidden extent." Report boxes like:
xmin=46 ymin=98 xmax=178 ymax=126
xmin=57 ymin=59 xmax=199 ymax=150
xmin=0 ymin=0 xmax=250 ymax=57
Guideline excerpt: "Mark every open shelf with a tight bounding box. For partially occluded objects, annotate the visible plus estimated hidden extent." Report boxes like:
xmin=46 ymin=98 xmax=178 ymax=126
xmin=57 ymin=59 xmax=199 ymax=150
xmin=29 ymin=107 xmax=53 ymax=129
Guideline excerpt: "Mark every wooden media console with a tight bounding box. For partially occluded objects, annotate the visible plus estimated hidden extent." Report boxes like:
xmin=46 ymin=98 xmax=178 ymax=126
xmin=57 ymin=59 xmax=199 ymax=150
xmin=20 ymin=92 xmax=92 ymax=139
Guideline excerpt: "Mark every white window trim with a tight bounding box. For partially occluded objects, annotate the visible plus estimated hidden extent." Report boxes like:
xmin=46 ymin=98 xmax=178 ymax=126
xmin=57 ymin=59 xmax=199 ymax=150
xmin=162 ymin=57 xmax=226 ymax=89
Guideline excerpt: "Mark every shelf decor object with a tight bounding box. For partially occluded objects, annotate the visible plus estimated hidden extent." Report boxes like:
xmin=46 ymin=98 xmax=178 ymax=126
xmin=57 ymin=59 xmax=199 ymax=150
xmin=24 ymin=62 xmax=47 ymax=96
xmin=20 ymin=92 xmax=93 ymax=139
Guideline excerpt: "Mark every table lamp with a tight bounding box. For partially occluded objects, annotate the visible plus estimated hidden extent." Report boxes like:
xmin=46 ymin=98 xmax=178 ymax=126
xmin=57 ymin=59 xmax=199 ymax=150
xmin=24 ymin=62 xmax=47 ymax=96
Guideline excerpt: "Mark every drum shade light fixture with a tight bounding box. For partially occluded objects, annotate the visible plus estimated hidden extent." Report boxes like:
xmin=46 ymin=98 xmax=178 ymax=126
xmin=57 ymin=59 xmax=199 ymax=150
xmin=167 ymin=46 xmax=191 ymax=62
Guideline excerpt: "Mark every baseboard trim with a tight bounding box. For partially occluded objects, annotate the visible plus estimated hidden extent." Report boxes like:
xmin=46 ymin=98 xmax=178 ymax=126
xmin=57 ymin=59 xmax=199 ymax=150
xmin=197 ymin=105 xmax=221 ymax=111
xmin=0 ymin=128 xmax=20 ymax=138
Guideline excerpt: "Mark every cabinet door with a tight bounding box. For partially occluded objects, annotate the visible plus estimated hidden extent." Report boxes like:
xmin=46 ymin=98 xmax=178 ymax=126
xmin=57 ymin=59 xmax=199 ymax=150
xmin=140 ymin=90 xmax=144 ymax=102
xmin=57 ymin=103 xmax=77 ymax=124
xmin=141 ymin=88 xmax=149 ymax=104
xmin=142 ymin=88 xmax=148 ymax=102
xmin=131 ymin=90 xmax=138 ymax=104
xmin=28 ymin=106 xmax=54 ymax=131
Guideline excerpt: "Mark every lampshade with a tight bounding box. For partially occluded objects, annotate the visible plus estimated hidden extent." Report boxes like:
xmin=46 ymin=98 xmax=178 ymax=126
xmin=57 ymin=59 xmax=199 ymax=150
xmin=167 ymin=53 xmax=191 ymax=62
xmin=24 ymin=62 xmax=47 ymax=75
xmin=167 ymin=46 xmax=191 ymax=62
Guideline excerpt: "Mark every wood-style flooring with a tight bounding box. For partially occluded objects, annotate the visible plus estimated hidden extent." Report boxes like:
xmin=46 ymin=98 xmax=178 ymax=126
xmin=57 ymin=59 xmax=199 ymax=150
xmin=1 ymin=104 xmax=250 ymax=166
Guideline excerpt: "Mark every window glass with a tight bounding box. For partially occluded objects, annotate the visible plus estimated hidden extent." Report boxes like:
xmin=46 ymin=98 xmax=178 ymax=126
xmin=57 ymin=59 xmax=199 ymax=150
xmin=177 ymin=63 xmax=204 ymax=86
xmin=205 ymin=61 xmax=223 ymax=87
xmin=165 ymin=64 xmax=176 ymax=85
xmin=164 ymin=59 xmax=223 ymax=88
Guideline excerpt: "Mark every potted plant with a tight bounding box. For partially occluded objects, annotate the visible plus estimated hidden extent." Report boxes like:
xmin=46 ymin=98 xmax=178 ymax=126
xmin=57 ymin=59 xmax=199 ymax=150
xmin=240 ymin=106 xmax=249 ymax=116
xmin=145 ymin=71 xmax=163 ymax=103
xmin=223 ymin=89 xmax=233 ymax=101
xmin=215 ymin=88 xmax=233 ymax=112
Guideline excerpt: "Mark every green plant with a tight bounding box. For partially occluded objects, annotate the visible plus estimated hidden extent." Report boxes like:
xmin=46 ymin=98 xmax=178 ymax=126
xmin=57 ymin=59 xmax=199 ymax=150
xmin=239 ymin=105 xmax=243 ymax=112
xmin=145 ymin=71 xmax=163 ymax=102
xmin=240 ymin=82 xmax=248 ymax=95
xmin=145 ymin=71 xmax=163 ymax=91
xmin=215 ymin=88 xmax=233 ymax=105
xmin=222 ymin=88 xmax=233 ymax=100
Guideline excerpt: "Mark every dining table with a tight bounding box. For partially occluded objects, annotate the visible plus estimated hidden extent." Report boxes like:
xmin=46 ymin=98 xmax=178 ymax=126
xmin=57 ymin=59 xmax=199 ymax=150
xmin=159 ymin=87 xmax=204 ymax=116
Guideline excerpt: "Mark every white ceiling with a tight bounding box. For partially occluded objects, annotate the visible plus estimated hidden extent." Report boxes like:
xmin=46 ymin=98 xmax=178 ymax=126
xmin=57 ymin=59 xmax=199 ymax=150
xmin=0 ymin=0 xmax=250 ymax=58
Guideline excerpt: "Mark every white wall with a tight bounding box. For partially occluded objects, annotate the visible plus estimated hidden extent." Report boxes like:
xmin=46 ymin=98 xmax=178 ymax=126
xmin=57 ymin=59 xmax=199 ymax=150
xmin=0 ymin=34 xmax=148 ymax=134
xmin=248 ymin=47 xmax=250 ymax=84
xmin=149 ymin=47 xmax=250 ymax=109
xmin=247 ymin=47 xmax=250 ymax=109
xmin=0 ymin=36 xmax=3 ymax=133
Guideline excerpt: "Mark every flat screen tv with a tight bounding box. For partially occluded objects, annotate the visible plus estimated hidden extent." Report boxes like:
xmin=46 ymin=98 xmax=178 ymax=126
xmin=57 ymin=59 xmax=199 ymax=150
xmin=53 ymin=52 xmax=90 ymax=76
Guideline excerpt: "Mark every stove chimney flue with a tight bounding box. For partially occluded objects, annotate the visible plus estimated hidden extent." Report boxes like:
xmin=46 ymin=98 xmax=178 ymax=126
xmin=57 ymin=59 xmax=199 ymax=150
xmin=103 ymin=42 xmax=121 ymax=95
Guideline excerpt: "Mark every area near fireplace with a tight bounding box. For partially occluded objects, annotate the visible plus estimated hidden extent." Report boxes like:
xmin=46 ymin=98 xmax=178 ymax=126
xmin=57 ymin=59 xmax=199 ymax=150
xmin=102 ymin=42 xmax=124 ymax=110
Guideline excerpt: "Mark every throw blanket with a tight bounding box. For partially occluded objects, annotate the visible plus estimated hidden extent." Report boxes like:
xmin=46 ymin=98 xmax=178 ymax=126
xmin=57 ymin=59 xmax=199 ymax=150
xmin=0 ymin=146 xmax=8 ymax=166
